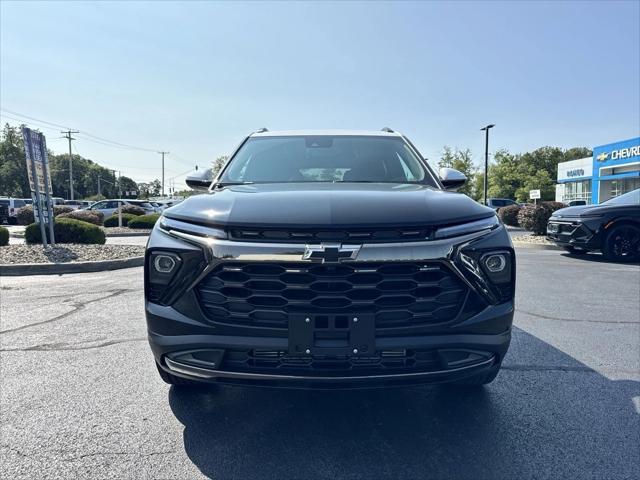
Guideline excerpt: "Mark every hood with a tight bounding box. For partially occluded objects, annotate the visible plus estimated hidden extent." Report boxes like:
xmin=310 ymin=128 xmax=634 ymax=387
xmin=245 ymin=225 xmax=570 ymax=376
xmin=163 ymin=183 xmax=494 ymax=229
xmin=551 ymin=205 xmax=593 ymax=218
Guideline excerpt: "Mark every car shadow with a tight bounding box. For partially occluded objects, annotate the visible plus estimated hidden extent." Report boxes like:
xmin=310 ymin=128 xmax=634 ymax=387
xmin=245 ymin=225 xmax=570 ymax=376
xmin=560 ymin=251 xmax=640 ymax=265
xmin=168 ymin=327 xmax=640 ymax=479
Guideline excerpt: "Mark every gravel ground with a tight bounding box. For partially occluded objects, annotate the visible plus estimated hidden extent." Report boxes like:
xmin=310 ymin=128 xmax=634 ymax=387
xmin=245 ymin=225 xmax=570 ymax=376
xmin=512 ymin=233 xmax=555 ymax=245
xmin=0 ymin=244 xmax=144 ymax=264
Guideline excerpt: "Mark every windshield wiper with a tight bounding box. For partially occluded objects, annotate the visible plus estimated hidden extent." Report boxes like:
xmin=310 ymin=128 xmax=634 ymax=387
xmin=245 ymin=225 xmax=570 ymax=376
xmin=214 ymin=181 xmax=254 ymax=188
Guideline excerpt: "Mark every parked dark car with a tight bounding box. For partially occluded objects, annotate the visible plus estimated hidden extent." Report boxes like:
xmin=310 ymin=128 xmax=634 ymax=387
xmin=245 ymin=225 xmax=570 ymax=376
xmin=547 ymin=189 xmax=640 ymax=261
xmin=487 ymin=198 xmax=519 ymax=210
xmin=145 ymin=129 xmax=515 ymax=390
xmin=0 ymin=201 xmax=8 ymax=224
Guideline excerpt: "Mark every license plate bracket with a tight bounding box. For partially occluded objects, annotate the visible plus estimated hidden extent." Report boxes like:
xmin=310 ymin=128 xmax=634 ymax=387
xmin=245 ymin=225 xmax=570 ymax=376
xmin=288 ymin=313 xmax=375 ymax=356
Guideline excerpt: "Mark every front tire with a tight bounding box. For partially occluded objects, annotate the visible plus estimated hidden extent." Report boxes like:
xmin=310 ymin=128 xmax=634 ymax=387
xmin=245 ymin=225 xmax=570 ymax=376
xmin=603 ymin=225 xmax=640 ymax=262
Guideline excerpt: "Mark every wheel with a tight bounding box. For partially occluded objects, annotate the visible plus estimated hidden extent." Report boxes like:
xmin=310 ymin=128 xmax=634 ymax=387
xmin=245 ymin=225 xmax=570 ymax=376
xmin=8 ymin=216 xmax=17 ymax=225
xmin=446 ymin=363 xmax=501 ymax=388
xmin=563 ymin=246 xmax=587 ymax=255
xmin=155 ymin=361 xmax=209 ymax=388
xmin=603 ymin=225 xmax=640 ymax=262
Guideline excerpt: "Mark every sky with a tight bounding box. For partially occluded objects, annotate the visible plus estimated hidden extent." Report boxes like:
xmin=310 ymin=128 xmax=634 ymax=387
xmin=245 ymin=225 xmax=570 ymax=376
xmin=1 ymin=0 xmax=639 ymax=190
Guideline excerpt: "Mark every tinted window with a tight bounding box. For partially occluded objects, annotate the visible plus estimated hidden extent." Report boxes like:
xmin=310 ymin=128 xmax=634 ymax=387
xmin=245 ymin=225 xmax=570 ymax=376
xmin=13 ymin=199 xmax=26 ymax=208
xmin=603 ymin=189 xmax=640 ymax=205
xmin=0 ymin=200 xmax=9 ymax=207
xmin=221 ymin=136 xmax=434 ymax=185
xmin=128 ymin=201 xmax=153 ymax=208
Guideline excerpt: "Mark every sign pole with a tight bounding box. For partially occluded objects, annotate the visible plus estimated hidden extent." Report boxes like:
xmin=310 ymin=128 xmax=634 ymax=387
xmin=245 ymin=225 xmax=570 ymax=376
xmin=23 ymin=128 xmax=48 ymax=247
xmin=41 ymin=134 xmax=56 ymax=244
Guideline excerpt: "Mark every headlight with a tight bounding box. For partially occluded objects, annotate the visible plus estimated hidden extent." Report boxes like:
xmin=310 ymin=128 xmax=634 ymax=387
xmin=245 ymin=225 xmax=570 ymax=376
xmin=434 ymin=215 xmax=499 ymax=239
xmin=159 ymin=216 xmax=227 ymax=240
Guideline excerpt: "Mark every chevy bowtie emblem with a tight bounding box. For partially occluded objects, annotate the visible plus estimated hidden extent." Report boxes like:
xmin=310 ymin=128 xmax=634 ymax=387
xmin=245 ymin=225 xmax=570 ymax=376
xmin=597 ymin=152 xmax=609 ymax=162
xmin=303 ymin=244 xmax=361 ymax=263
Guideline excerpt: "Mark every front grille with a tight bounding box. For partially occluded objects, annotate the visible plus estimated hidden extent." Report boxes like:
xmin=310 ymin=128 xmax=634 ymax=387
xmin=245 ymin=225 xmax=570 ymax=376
xmin=195 ymin=261 xmax=468 ymax=328
xmin=222 ymin=348 xmax=442 ymax=375
xmin=229 ymin=227 xmax=432 ymax=243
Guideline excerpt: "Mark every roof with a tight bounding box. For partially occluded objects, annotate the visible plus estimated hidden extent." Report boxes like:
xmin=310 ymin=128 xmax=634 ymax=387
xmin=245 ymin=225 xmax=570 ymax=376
xmin=250 ymin=129 xmax=402 ymax=137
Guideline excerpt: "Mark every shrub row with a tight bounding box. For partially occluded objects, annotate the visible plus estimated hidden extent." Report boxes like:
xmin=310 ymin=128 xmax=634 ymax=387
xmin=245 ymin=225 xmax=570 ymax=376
xmin=517 ymin=202 xmax=565 ymax=235
xmin=118 ymin=204 xmax=146 ymax=216
xmin=0 ymin=226 xmax=8 ymax=247
xmin=16 ymin=205 xmax=76 ymax=225
xmin=104 ymin=213 xmax=138 ymax=227
xmin=128 ymin=213 xmax=160 ymax=229
xmin=57 ymin=209 xmax=104 ymax=226
xmin=497 ymin=205 xmax=520 ymax=227
xmin=25 ymin=218 xmax=106 ymax=245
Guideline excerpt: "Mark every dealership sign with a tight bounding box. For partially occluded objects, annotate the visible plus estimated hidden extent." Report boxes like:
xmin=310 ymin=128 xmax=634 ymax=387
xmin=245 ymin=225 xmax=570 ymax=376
xmin=594 ymin=137 xmax=640 ymax=164
xmin=22 ymin=127 xmax=55 ymax=245
xmin=557 ymin=157 xmax=593 ymax=182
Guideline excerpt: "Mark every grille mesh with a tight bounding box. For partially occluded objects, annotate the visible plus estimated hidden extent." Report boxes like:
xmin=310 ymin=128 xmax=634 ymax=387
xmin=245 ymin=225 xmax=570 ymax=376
xmin=229 ymin=228 xmax=432 ymax=243
xmin=195 ymin=262 xmax=468 ymax=328
xmin=221 ymin=348 xmax=442 ymax=376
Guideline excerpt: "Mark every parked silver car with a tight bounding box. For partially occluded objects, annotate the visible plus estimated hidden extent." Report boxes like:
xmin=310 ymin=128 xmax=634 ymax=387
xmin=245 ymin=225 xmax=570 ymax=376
xmin=84 ymin=199 xmax=156 ymax=218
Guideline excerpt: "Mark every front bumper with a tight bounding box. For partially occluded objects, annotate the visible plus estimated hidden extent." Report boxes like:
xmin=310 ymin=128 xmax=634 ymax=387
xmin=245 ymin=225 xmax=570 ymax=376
xmin=546 ymin=217 xmax=600 ymax=250
xmin=145 ymin=220 xmax=515 ymax=388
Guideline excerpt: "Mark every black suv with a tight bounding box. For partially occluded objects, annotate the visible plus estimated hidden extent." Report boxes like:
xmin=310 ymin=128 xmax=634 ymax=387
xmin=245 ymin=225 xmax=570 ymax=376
xmin=547 ymin=189 xmax=640 ymax=261
xmin=145 ymin=129 xmax=515 ymax=389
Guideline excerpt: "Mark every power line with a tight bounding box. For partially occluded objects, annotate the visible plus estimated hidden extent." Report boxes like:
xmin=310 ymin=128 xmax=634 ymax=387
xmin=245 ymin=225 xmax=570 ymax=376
xmin=0 ymin=108 xmax=163 ymax=153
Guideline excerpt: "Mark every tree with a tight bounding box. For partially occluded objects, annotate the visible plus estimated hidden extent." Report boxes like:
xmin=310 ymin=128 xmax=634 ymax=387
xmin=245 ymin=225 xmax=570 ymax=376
xmin=438 ymin=146 xmax=476 ymax=198
xmin=211 ymin=155 xmax=229 ymax=177
xmin=0 ymin=123 xmax=29 ymax=197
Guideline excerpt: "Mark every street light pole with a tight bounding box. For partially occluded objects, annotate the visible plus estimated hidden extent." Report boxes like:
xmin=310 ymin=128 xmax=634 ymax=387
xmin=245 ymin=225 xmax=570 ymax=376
xmin=480 ymin=124 xmax=495 ymax=206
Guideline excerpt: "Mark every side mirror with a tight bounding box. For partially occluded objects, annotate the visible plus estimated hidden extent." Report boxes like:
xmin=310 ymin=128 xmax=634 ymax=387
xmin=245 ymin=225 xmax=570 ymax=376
xmin=439 ymin=167 xmax=467 ymax=191
xmin=185 ymin=168 xmax=213 ymax=192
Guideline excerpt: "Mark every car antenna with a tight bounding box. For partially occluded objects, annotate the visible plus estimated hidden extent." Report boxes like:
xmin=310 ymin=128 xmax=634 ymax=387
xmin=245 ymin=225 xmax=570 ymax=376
xmin=255 ymin=127 xmax=269 ymax=133
xmin=381 ymin=127 xmax=394 ymax=133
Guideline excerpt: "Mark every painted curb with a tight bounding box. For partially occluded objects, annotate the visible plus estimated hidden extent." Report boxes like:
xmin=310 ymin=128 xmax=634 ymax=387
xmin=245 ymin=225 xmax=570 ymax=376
xmin=512 ymin=241 xmax=563 ymax=251
xmin=0 ymin=256 xmax=144 ymax=276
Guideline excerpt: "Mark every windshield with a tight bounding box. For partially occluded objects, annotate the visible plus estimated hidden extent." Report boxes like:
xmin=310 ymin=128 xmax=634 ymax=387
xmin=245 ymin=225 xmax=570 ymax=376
xmin=220 ymin=136 xmax=435 ymax=186
xmin=603 ymin=189 xmax=640 ymax=205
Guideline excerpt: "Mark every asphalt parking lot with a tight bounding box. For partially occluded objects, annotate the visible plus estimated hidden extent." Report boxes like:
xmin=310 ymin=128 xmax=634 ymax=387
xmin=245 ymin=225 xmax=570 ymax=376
xmin=1 ymin=248 xmax=639 ymax=479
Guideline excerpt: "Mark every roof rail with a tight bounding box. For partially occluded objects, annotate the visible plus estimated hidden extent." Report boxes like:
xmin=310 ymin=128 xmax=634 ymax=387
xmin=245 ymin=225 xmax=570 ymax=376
xmin=255 ymin=127 xmax=269 ymax=133
xmin=381 ymin=127 xmax=394 ymax=133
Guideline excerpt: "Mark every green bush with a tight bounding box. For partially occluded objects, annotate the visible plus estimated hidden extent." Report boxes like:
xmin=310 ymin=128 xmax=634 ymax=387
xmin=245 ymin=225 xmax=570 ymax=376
xmin=104 ymin=213 xmax=137 ymax=227
xmin=0 ymin=226 xmax=9 ymax=246
xmin=57 ymin=209 xmax=104 ymax=226
xmin=16 ymin=205 xmax=34 ymax=225
xmin=119 ymin=204 xmax=145 ymax=216
xmin=127 ymin=213 xmax=160 ymax=229
xmin=498 ymin=204 xmax=521 ymax=227
xmin=517 ymin=202 xmax=564 ymax=235
xmin=25 ymin=218 xmax=106 ymax=245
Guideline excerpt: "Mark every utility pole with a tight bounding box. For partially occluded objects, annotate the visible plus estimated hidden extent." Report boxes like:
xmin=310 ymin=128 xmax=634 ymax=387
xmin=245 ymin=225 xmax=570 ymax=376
xmin=158 ymin=151 xmax=169 ymax=198
xmin=61 ymin=130 xmax=79 ymax=200
xmin=480 ymin=124 xmax=495 ymax=206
